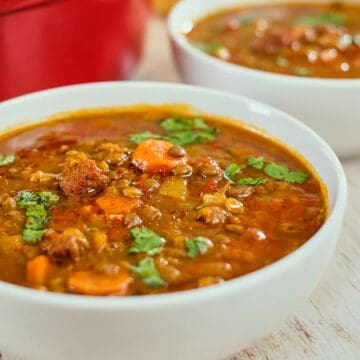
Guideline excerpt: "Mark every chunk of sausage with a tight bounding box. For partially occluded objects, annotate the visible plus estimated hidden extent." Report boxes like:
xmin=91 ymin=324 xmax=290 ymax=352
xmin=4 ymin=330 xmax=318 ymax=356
xmin=59 ymin=158 xmax=109 ymax=197
xmin=40 ymin=228 xmax=89 ymax=261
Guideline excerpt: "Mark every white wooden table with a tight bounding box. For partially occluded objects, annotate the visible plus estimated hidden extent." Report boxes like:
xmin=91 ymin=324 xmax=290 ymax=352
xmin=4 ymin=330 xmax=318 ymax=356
xmin=134 ymin=17 xmax=360 ymax=360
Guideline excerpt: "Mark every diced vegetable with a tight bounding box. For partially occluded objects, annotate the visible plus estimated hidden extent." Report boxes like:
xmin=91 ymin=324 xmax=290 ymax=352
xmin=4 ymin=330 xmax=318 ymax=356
xmin=27 ymin=255 xmax=51 ymax=285
xmin=96 ymin=195 xmax=140 ymax=214
xmin=159 ymin=177 xmax=188 ymax=200
xmin=132 ymin=139 xmax=186 ymax=173
xmin=68 ymin=271 xmax=134 ymax=296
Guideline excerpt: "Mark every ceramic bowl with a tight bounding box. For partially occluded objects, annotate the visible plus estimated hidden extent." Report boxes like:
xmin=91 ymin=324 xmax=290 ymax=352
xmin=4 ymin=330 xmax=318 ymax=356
xmin=0 ymin=82 xmax=346 ymax=360
xmin=168 ymin=0 xmax=360 ymax=157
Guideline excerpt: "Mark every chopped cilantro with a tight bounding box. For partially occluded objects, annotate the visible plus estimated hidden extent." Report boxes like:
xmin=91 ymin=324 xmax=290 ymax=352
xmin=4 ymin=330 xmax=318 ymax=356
xmin=191 ymin=42 xmax=221 ymax=54
xmin=264 ymin=163 xmax=309 ymax=184
xmin=185 ymin=237 xmax=210 ymax=259
xmin=294 ymin=67 xmax=310 ymax=77
xmin=296 ymin=13 xmax=346 ymax=26
xmin=128 ymin=117 xmax=219 ymax=146
xmin=128 ymin=131 xmax=163 ymax=144
xmin=353 ymin=34 xmax=360 ymax=47
xmin=276 ymin=57 xmax=290 ymax=67
xmin=0 ymin=154 xmax=15 ymax=167
xmin=128 ymin=227 xmax=164 ymax=256
xmin=22 ymin=228 xmax=49 ymax=244
xmin=224 ymin=163 xmax=245 ymax=183
xmin=247 ymin=155 xmax=264 ymax=170
xmin=131 ymin=258 xmax=166 ymax=288
xmin=236 ymin=177 xmax=267 ymax=186
xmin=16 ymin=190 xmax=59 ymax=244
xmin=238 ymin=15 xmax=255 ymax=25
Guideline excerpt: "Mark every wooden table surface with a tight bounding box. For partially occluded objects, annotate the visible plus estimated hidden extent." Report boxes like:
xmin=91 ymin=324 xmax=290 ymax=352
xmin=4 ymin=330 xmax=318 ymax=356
xmin=134 ymin=16 xmax=360 ymax=360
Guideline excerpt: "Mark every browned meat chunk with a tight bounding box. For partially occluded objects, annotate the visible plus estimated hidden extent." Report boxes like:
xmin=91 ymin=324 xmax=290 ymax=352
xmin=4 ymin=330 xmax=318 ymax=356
xmin=40 ymin=228 xmax=89 ymax=261
xmin=59 ymin=158 xmax=109 ymax=197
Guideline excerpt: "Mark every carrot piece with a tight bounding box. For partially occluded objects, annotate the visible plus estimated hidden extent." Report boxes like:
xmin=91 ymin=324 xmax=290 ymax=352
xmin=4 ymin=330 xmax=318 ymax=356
xmin=96 ymin=195 xmax=140 ymax=214
xmin=68 ymin=271 xmax=134 ymax=296
xmin=27 ymin=255 xmax=51 ymax=285
xmin=132 ymin=139 xmax=186 ymax=174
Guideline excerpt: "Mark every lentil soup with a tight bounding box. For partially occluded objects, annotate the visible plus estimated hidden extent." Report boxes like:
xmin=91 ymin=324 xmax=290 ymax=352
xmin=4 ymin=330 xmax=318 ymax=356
xmin=0 ymin=106 xmax=328 ymax=296
xmin=186 ymin=2 xmax=360 ymax=78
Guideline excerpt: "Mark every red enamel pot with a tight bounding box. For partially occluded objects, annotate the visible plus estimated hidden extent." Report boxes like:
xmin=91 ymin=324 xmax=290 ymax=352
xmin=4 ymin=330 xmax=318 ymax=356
xmin=0 ymin=0 xmax=150 ymax=101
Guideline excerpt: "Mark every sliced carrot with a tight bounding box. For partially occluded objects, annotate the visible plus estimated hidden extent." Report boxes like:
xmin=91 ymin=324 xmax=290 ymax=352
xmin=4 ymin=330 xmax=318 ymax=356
xmin=27 ymin=255 xmax=51 ymax=285
xmin=132 ymin=139 xmax=186 ymax=174
xmin=68 ymin=271 xmax=134 ymax=296
xmin=96 ymin=195 xmax=140 ymax=214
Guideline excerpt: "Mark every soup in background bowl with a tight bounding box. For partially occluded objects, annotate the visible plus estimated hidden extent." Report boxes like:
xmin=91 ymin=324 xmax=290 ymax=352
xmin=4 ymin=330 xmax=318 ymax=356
xmin=168 ymin=0 xmax=360 ymax=157
xmin=186 ymin=2 xmax=360 ymax=78
xmin=0 ymin=82 xmax=346 ymax=360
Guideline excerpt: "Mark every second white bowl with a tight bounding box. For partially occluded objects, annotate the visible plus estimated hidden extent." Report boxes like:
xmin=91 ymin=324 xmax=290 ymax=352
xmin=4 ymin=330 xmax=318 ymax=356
xmin=168 ymin=0 xmax=360 ymax=157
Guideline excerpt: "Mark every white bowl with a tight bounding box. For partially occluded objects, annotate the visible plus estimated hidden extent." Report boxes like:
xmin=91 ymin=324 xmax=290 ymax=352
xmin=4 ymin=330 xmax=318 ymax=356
xmin=168 ymin=0 xmax=360 ymax=157
xmin=0 ymin=82 xmax=346 ymax=360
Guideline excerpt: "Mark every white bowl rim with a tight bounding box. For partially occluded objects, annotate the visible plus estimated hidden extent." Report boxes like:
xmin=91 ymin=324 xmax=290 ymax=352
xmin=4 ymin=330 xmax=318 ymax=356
xmin=0 ymin=81 xmax=347 ymax=310
xmin=168 ymin=0 xmax=360 ymax=86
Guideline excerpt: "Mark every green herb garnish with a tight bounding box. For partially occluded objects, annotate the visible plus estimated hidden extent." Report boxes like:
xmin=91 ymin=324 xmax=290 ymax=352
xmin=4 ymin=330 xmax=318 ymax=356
xmin=131 ymin=258 xmax=166 ymax=288
xmin=224 ymin=163 xmax=245 ymax=183
xmin=264 ymin=163 xmax=309 ymax=184
xmin=128 ymin=131 xmax=163 ymax=144
xmin=236 ymin=177 xmax=267 ymax=186
xmin=294 ymin=67 xmax=310 ymax=77
xmin=128 ymin=227 xmax=164 ymax=255
xmin=185 ymin=237 xmax=210 ymax=259
xmin=238 ymin=15 xmax=255 ymax=25
xmin=0 ymin=154 xmax=15 ymax=167
xmin=128 ymin=116 xmax=219 ymax=146
xmin=296 ymin=13 xmax=346 ymax=26
xmin=16 ymin=191 xmax=59 ymax=243
xmin=276 ymin=57 xmax=290 ymax=67
xmin=191 ymin=42 xmax=221 ymax=54
xmin=353 ymin=34 xmax=360 ymax=47
xmin=247 ymin=155 xmax=264 ymax=170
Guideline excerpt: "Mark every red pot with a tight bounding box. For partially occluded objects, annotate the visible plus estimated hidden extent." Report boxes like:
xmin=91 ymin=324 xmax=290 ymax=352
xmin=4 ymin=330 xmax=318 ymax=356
xmin=0 ymin=0 xmax=150 ymax=101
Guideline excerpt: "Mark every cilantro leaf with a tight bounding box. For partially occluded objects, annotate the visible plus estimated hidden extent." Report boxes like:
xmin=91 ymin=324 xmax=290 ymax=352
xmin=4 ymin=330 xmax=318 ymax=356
xmin=224 ymin=163 xmax=245 ymax=183
xmin=264 ymin=163 xmax=309 ymax=184
xmin=247 ymin=155 xmax=264 ymax=170
xmin=294 ymin=67 xmax=310 ymax=77
xmin=22 ymin=228 xmax=49 ymax=244
xmin=128 ymin=117 xmax=219 ymax=146
xmin=0 ymin=154 xmax=15 ymax=167
xmin=191 ymin=42 xmax=221 ymax=54
xmin=16 ymin=190 xmax=59 ymax=244
xmin=38 ymin=192 xmax=60 ymax=207
xmin=131 ymin=258 xmax=166 ymax=288
xmin=128 ymin=227 xmax=164 ymax=256
xmin=185 ymin=237 xmax=210 ymax=259
xmin=236 ymin=177 xmax=267 ymax=185
xmin=296 ymin=13 xmax=346 ymax=26
xmin=128 ymin=131 xmax=164 ymax=144
xmin=161 ymin=117 xmax=194 ymax=132
xmin=238 ymin=15 xmax=255 ymax=25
